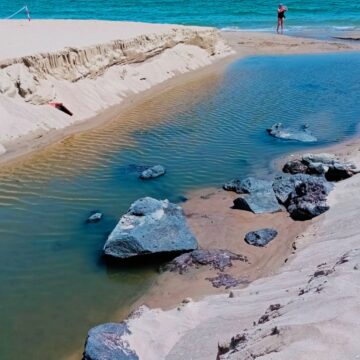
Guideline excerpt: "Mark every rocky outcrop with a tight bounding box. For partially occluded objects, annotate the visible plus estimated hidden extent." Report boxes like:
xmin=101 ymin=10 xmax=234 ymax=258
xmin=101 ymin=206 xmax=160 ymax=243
xmin=83 ymin=323 xmax=138 ymax=360
xmin=286 ymin=179 xmax=330 ymax=220
xmin=244 ymin=229 xmax=278 ymax=247
xmin=272 ymin=174 xmax=333 ymax=220
xmin=272 ymin=174 xmax=333 ymax=205
xmin=267 ymin=123 xmax=317 ymax=142
xmin=103 ymin=197 xmax=197 ymax=259
xmin=139 ymin=165 xmax=166 ymax=179
xmin=164 ymin=249 xmax=248 ymax=274
xmin=283 ymin=153 xmax=357 ymax=181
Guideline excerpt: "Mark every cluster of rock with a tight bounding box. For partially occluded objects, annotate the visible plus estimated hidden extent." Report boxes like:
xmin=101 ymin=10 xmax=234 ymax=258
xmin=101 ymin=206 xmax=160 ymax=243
xmin=224 ymin=153 xmax=356 ymax=221
xmin=283 ymin=153 xmax=357 ymax=181
xmin=267 ymin=123 xmax=317 ymax=142
xmin=164 ymin=249 xmax=248 ymax=274
xmin=103 ymin=197 xmax=197 ymax=259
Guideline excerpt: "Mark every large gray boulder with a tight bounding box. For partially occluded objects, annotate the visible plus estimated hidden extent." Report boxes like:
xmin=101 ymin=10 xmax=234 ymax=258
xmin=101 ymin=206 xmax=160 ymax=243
xmin=139 ymin=165 xmax=166 ymax=179
xmin=233 ymin=192 xmax=281 ymax=214
xmin=267 ymin=123 xmax=317 ymax=142
xmin=232 ymin=178 xmax=281 ymax=214
xmin=103 ymin=197 xmax=197 ymax=259
xmin=244 ymin=228 xmax=278 ymax=247
xmin=83 ymin=323 xmax=138 ymax=360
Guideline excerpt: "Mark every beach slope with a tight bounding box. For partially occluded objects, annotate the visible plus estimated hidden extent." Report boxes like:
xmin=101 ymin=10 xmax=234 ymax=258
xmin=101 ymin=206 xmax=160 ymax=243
xmin=116 ymin=148 xmax=360 ymax=359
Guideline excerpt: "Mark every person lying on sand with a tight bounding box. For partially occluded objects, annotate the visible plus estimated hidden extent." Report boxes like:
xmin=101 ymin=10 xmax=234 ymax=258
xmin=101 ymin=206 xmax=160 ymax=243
xmin=277 ymin=4 xmax=288 ymax=34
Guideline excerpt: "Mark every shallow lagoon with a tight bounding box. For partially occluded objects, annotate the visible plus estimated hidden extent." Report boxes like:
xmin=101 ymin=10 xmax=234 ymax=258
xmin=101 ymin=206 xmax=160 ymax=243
xmin=0 ymin=52 xmax=360 ymax=359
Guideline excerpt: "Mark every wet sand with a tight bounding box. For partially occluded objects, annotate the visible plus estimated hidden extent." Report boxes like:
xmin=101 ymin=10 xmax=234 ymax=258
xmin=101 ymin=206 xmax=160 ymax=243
xmin=129 ymin=187 xmax=308 ymax=312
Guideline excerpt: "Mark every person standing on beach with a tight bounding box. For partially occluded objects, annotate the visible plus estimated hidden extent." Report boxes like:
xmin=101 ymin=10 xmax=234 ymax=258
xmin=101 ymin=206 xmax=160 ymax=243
xmin=277 ymin=4 xmax=288 ymax=34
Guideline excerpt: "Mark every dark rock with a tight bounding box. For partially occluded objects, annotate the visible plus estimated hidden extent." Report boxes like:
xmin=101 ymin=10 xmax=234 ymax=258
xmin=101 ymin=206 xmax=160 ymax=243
xmin=83 ymin=323 xmax=138 ymax=360
xmin=139 ymin=165 xmax=166 ymax=179
xmin=244 ymin=228 xmax=278 ymax=247
xmin=272 ymin=174 xmax=332 ymax=205
xmin=283 ymin=159 xmax=309 ymax=174
xmin=267 ymin=123 xmax=317 ymax=142
xmin=103 ymin=197 xmax=197 ymax=259
xmin=286 ymin=180 xmax=330 ymax=220
xmin=223 ymin=179 xmax=242 ymax=193
xmin=233 ymin=191 xmax=281 ymax=214
xmin=325 ymin=163 xmax=355 ymax=181
xmin=86 ymin=212 xmax=103 ymax=223
xmin=164 ymin=249 xmax=248 ymax=274
xmin=206 ymin=273 xmax=248 ymax=289
xmin=283 ymin=153 xmax=357 ymax=181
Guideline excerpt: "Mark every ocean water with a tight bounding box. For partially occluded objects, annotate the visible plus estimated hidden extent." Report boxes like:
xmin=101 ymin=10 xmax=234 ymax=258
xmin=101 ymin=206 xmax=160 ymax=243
xmin=0 ymin=52 xmax=360 ymax=359
xmin=1 ymin=0 xmax=359 ymax=33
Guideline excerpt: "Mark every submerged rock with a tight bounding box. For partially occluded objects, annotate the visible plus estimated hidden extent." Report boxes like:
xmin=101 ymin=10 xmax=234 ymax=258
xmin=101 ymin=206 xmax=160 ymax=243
xmin=83 ymin=322 xmax=138 ymax=360
xmin=286 ymin=179 xmax=330 ymax=220
xmin=86 ymin=212 xmax=103 ymax=223
xmin=267 ymin=123 xmax=317 ymax=142
xmin=103 ymin=197 xmax=197 ymax=259
xmin=244 ymin=228 xmax=278 ymax=247
xmin=164 ymin=249 xmax=248 ymax=274
xmin=139 ymin=165 xmax=166 ymax=179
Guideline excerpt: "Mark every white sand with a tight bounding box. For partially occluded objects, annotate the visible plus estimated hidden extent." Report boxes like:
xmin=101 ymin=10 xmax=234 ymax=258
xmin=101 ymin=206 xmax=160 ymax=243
xmin=122 ymin=148 xmax=360 ymax=359
xmin=0 ymin=20 xmax=233 ymax=158
xmin=0 ymin=20 xmax=218 ymax=59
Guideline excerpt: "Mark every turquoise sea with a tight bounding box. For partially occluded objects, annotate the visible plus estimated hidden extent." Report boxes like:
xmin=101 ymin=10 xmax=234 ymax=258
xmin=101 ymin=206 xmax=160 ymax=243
xmin=1 ymin=0 xmax=360 ymax=33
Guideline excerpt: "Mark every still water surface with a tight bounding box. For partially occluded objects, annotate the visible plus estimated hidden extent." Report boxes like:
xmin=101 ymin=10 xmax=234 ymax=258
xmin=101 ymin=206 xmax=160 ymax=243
xmin=0 ymin=52 xmax=360 ymax=359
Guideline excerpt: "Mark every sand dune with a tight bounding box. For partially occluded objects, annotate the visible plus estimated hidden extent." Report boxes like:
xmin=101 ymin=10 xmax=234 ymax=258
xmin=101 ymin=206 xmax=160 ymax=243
xmin=0 ymin=20 xmax=233 ymax=159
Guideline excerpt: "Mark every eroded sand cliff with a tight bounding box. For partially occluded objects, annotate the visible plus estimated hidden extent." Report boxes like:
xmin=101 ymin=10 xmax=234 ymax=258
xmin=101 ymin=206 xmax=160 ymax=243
xmin=0 ymin=20 xmax=233 ymax=156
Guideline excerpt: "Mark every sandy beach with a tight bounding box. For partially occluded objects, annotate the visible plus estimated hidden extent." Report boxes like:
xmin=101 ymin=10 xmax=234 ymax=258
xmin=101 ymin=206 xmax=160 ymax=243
xmin=122 ymin=143 xmax=360 ymax=359
xmin=1 ymin=19 xmax=360 ymax=360
xmin=1 ymin=21 xmax=360 ymax=166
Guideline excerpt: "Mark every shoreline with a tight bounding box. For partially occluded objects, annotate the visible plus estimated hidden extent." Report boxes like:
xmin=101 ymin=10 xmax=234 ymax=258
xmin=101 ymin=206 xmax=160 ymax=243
xmin=81 ymin=32 xmax=360 ymax=359
xmin=120 ymin=143 xmax=360 ymax=359
xmin=2 ymin=22 xmax=360 ymax=359
xmin=1 ymin=23 xmax=360 ymax=167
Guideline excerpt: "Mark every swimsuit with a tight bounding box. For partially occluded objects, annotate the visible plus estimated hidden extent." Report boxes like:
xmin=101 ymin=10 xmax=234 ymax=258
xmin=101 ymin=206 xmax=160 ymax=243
xmin=278 ymin=10 xmax=286 ymax=19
